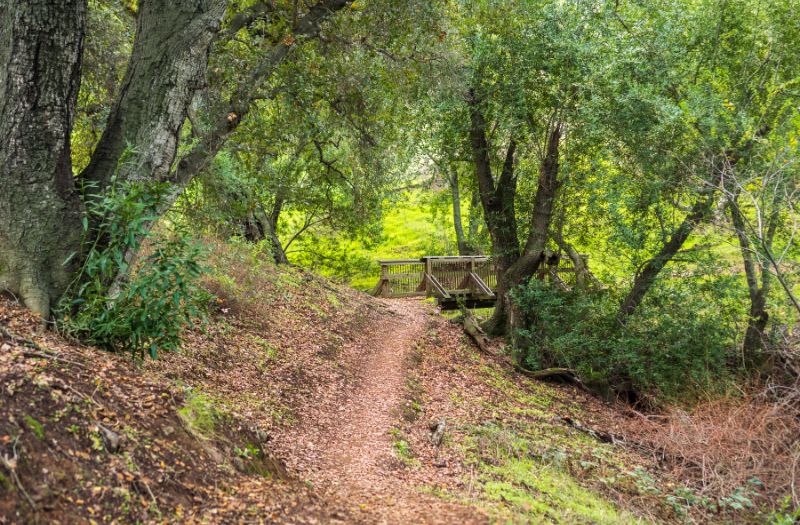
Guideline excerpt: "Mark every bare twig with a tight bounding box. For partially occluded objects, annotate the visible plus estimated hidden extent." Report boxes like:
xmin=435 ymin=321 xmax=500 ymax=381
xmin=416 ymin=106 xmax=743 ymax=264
xmin=1 ymin=437 xmax=36 ymax=511
xmin=1 ymin=325 xmax=87 ymax=368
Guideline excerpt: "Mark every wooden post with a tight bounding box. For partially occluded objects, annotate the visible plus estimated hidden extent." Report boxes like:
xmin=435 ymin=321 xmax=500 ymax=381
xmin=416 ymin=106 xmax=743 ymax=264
xmin=424 ymin=257 xmax=432 ymax=296
xmin=470 ymin=257 xmax=476 ymax=292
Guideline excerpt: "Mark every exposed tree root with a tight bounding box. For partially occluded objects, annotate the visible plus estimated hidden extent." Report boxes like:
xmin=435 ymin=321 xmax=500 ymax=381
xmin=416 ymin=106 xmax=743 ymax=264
xmin=459 ymin=309 xmax=580 ymax=383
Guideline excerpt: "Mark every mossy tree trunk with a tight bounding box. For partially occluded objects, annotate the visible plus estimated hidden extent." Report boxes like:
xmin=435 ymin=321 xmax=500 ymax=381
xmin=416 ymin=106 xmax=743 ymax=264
xmin=79 ymin=0 xmax=226 ymax=191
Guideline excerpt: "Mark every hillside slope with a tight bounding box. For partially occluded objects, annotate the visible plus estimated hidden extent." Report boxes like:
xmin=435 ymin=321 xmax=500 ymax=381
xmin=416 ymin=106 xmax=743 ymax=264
xmin=1 ymin=241 xmax=787 ymax=524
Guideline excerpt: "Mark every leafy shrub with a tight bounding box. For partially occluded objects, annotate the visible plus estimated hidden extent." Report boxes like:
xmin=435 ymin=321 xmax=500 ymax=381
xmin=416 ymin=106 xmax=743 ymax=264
xmin=59 ymin=178 xmax=211 ymax=359
xmin=512 ymin=276 xmax=740 ymax=401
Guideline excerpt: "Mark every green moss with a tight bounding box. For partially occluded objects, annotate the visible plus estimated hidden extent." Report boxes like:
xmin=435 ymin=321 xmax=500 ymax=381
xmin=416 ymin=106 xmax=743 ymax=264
xmin=23 ymin=415 xmax=45 ymax=440
xmin=178 ymin=390 xmax=221 ymax=436
xmin=453 ymin=420 xmax=655 ymax=524
xmin=479 ymin=365 xmax=554 ymax=417
xmin=482 ymin=459 xmax=644 ymax=524
xmin=390 ymin=428 xmax=420 ymax=467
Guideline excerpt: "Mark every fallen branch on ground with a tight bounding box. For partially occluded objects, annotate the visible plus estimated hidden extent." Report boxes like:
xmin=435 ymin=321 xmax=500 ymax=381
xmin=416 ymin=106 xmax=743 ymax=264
xmin=516 ymin=366 xmax=576 ymax=380
xmin=561 ymin=416 xmax=620 ymax=444
xmin=461 ymin=309 xmax=492 ymax=354
xmin=1 ymin=325 xmax=86 ymax=368
xmin=459 ymin=310 xmax=579 ymax=382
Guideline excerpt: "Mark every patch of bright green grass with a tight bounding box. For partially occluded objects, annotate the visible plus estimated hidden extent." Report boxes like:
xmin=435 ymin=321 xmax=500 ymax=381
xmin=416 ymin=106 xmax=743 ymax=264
xmin=482 ymin=458 xmax=644 ymax=524
xmin=283 ymin=189 xmax=459 ymax=290
xmin=460 ymin=423 xmax=651 ymax=524
xmin=23 ymin=415 xmax=45 ymax=440
xmin=178 ymin=390 xmax=221 ymax=437
xmin=390 ymin=428 xmax=420 ymax=467
xmin=349 ymin=191 xmax=457 ymax=289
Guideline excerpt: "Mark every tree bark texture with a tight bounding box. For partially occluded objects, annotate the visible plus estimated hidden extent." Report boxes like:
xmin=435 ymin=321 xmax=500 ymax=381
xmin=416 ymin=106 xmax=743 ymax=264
xmin=0 ymin=0 xmax=87 ymax=316
xmin=728 ymin=192 xmax=774 ymax=367
xmin=447 ymin=166 xmax=474 ymax=255
xmin=244 ymin=198 xmax=289 ymax=264
xmin=171 ymin=0 xmax=353 ymax=191
xmin=499 ymin=123 xmax=562 ymax=336
xmin=469 ymin=93 xmax=519 ymax=333
xmin=467 ymin=187 xmax=482 ymax=241
xmin=80 ymin=0 xmax=226 ymax=190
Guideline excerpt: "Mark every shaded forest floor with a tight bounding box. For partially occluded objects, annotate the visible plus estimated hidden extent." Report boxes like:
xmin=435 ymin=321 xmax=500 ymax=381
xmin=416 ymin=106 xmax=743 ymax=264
xmin=1 ymin=240 xmax=794 ymax=524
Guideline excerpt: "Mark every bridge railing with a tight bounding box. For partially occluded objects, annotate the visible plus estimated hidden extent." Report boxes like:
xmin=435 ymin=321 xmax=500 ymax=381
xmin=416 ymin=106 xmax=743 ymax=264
xmin=372 ymin=258 xmax=427 ymax=297
xmin=372 ymin=256 xmax=496 ymax=299
xmin=372 ymin=254 xmax=588 ymax=300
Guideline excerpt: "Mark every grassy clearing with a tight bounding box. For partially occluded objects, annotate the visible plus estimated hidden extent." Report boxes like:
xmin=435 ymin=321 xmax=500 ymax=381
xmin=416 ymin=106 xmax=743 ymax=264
xmin=285 ymin=189 xmax=458 ymax=290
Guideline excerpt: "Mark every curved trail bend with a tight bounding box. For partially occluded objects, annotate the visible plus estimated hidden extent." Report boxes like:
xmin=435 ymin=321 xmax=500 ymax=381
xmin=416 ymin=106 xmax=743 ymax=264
xmin=274 ymin=299 xmax=485 ymax=524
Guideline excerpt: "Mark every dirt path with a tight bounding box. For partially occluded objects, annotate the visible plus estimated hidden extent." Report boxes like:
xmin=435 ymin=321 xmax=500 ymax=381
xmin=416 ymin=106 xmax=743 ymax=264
xmin=274 ymin=299 xmax=484 ymax=524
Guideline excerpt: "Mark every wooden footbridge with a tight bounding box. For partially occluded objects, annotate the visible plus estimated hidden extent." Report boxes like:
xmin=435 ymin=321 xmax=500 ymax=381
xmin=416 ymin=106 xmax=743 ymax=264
xmin=371 ymin=255 xmax=585 ymax=310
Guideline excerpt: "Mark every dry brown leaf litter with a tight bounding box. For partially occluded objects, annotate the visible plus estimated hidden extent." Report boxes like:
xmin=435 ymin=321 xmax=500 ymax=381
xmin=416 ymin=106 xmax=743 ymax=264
xmin=2 ymin=242 xmax=794 ymax=523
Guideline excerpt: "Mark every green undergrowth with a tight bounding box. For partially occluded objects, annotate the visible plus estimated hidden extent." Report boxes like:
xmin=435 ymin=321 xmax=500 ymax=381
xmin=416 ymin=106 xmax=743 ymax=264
xmin=460 ymin=422 xmax=648 ymax=524
xmin=432 ymin=344 xmax=785 ymax=523
xmin=483 ymin=459 xmax=639 ymax=524
xmin=428 ymin=344 xmax=662 ymax=523
xmin=23 ymin=414 xmax=46 ymax=441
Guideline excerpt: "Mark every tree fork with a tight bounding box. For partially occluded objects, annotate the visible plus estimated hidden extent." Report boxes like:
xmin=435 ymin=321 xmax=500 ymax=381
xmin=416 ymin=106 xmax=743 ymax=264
xmin=93 ymin=0 xmax=351 ymax=298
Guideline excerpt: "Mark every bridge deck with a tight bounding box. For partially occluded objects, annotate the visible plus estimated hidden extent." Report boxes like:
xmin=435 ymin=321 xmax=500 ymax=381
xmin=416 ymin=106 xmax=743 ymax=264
xmin=372 ymin=255 xmax=583 ymax=310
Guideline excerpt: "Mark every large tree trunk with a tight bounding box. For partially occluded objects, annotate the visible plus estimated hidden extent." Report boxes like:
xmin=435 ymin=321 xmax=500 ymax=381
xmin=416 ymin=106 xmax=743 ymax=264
xmin=80 ymin=0 xmax=226 ymax=190
xmin=0 ymin=1 xmax=87 ymax=316
xmin=468 ymin=92 xmax=521 ymax=333
xmin=256 ymin=198 xmax=289 ymax=264
xmin=266 ymin=198 xmax=289 ymax=264
xmin=82 ymin=0 xmax=226 ymax=301
xmin=0 ymin=0 xmax=351 ymax=316
xmin=99 ymin=0 xmax=350 ymax=294
xmin=468 ymin=89 xmax=564 ymax=335
xmin=499 ymin=123 xmax=562 ymax=336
